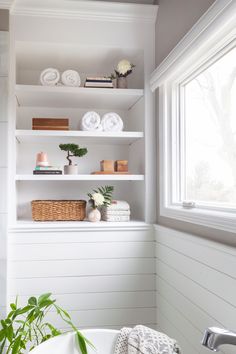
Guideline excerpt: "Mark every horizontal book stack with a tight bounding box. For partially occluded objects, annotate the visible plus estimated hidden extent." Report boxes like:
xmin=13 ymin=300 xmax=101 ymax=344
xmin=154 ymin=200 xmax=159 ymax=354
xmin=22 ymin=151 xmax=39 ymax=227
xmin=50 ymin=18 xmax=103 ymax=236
xmin=101 ymin=200 xmax=130 ymax=222
xmin=32 ymin=118 xmax=69 ymax=130
xmin=33 ymin=166 xmax=62 ymax=175
xmin=84 ymin=77 xmax=113 ymax=88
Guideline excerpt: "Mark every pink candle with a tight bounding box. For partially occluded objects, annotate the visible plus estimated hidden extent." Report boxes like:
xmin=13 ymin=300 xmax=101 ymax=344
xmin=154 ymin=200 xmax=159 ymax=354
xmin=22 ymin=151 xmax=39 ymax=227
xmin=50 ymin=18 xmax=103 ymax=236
xmin=36 ymin=152 xmax=49 ymax=167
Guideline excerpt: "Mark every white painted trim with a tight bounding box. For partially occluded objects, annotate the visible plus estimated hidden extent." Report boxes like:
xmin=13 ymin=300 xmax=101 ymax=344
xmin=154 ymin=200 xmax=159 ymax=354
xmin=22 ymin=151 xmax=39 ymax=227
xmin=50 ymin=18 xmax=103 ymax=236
xmin=153 ymin=0 xmax=236 ymax=234
xmin=9 ymin=221 xmax=152 ymax=233
xmin=150 ymin=0 xmax=234 ymax=91
xmin=159 ymin=206 xmax=236 ymax=234
xmin=11 ymin=0 xmax=158 ymax=23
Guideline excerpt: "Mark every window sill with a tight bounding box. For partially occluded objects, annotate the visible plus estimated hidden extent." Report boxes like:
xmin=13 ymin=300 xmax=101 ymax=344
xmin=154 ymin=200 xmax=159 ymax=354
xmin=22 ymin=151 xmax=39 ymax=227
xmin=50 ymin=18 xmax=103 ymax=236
xmin=160 ymin=205 xmax=236 ymax=234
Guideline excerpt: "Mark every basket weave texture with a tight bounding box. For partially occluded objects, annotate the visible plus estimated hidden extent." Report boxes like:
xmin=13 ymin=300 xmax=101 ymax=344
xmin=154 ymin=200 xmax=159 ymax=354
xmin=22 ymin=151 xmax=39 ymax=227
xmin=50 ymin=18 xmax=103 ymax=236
xmin=31 ymin=200 xmax=86 ymax=221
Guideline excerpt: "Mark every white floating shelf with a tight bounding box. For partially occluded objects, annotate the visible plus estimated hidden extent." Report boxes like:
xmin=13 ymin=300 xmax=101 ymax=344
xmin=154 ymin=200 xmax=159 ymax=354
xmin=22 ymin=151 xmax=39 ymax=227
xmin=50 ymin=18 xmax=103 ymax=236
xmin=10 ymin=220 xmax=150 ymax=232
xmin=15 ymin=130 xmax=144 ymax=145
xmin=15 ymin=174 xmax=144 ymax=181
xmin=15 ymin=85 xmax=144 ymax=110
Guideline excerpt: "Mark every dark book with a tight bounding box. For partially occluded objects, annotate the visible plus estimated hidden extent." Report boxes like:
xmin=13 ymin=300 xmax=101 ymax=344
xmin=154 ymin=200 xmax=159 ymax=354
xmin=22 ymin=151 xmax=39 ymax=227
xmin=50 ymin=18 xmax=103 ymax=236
xmin=86 ymin=79 xmax=112 ymax=83
xmin=33 ymin=170 xmax=63 ymax=175
xmin=86 ymin=77 xmax=112 ymax=82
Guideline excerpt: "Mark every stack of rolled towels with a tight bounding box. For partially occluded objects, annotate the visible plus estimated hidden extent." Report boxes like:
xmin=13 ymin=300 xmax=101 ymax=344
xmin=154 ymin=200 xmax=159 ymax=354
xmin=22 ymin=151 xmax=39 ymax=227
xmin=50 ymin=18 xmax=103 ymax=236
xmin=40 ymin=68 xmax=81 ymax=87
xmin=102 ymin=200 xmax=130 ymax=222
xmin=80 ymin=111 xmax=123 ymax=132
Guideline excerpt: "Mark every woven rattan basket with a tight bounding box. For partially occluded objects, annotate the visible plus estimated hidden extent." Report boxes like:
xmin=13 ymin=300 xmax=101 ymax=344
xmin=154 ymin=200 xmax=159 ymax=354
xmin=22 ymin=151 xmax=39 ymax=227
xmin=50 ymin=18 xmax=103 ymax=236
xmin=31 ymin=200 xmax=86 ymax=221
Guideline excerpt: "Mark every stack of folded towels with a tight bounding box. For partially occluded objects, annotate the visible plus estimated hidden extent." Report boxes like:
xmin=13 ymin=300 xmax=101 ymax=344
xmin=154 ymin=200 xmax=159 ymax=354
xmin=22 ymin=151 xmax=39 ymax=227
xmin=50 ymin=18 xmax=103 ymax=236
xmin=102 ymin=200 xmax=130 ymax=222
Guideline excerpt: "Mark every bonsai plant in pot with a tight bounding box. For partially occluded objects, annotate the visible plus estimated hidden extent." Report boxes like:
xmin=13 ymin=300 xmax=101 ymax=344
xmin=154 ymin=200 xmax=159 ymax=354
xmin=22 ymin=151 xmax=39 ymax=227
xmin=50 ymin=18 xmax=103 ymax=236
xmin=0 ymin=293 xmax=93 ymax=354
xmin=87 ymin=185 xmax=114 ymax=222
xmin=59 ymin=143 xmax=88 ymax=175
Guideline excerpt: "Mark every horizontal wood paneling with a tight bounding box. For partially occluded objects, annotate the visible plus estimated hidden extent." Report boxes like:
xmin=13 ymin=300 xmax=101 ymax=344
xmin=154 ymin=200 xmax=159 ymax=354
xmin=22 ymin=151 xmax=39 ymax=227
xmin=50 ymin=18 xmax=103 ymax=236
xmin=156 ymin=243 xmax=235 ymax=306
xmin=8 ymin=228 xmax=156 ymax=329
xmin=157 ymin=311 xmax=198 ymax=354
xmin=9 ymin=229 xmax=154 ymax=243
xmin=9 ymin=258 xmax=155 ymax=278
xmin=45 ymin=307 xmax=156 ymax=328
xmin=9 ymin=274 xmax=155 ymax=295
xmin=9 ymin=241 xmax=154 ymax=261
xmin=10 ymin=291 xmax=156 ymax=311
xmin=155 ymin=226 xmax=236 ymax=354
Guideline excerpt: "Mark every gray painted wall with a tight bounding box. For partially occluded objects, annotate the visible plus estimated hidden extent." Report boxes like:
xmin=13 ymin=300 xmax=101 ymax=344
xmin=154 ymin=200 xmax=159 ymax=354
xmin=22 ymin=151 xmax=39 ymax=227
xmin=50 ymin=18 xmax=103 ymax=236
xmin=155 ymin=0 xmax=236 ymax=246
xmin=155 ymin=0 xmax=215 ymax=66
xmin=0 ymin=10 xmax=9 ymax=31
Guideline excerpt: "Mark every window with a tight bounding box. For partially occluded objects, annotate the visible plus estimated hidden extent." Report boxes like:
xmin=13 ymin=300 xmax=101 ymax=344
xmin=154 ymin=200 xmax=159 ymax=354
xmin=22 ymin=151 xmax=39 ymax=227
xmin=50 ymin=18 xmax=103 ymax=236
xmin=150 ymin=0 xmax=236 ymax=232
xmin=180 ymin=45 xmax=236 ymax=209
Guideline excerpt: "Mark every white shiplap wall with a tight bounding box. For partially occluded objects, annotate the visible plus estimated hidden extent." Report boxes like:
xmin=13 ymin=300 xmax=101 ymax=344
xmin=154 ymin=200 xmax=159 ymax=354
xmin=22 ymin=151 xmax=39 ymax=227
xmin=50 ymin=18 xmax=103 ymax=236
xmin=0 ymin=31 xmax=8 ymax=318
xmin=8 ymin=226 xmax=156 ymax=329
xmin=155 ymin=225 xmax=236 ymax=354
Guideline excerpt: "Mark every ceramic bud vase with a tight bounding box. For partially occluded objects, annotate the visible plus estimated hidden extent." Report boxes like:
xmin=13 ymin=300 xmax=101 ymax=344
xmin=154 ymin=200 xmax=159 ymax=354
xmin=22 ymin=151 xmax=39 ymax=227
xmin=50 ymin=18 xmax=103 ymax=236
xmin=88 ymin=208 xmax=101 ymax=222
xmin=64 ymin=165 xmax=78 ymax=175
xmin=117 ymin=77 xmax=127 ymax=89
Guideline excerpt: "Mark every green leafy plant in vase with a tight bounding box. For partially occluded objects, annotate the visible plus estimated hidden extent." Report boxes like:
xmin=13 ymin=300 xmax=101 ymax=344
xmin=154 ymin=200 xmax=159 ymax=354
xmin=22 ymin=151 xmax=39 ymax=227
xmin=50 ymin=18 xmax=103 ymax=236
xmin=59 ymin=143 xmax=88 ymax=175
xmin=87 ymin=185 xmax=114 ymax=222
xmin=0 ymin=293 xmax=93 ymax=354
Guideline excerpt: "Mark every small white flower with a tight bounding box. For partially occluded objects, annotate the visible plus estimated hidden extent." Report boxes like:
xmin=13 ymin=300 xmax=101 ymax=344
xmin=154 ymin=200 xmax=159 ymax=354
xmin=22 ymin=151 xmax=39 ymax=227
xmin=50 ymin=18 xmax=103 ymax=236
xmin=92 ymin=192 xmax=105 ymax=207
xmin=117 ymin=60 xmax=132 ymax=75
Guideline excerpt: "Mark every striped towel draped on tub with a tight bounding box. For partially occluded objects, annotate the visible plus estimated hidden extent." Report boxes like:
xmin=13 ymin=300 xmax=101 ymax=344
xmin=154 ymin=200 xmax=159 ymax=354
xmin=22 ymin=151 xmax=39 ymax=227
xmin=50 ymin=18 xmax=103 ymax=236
xmin=114 ymin=325 xmax=181 ymax=354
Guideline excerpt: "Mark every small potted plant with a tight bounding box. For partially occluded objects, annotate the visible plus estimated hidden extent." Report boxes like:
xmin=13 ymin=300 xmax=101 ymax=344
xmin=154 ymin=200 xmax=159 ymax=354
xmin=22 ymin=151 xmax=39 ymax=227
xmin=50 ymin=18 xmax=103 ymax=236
xmin=87 ymin=185 xmax=114 ymax=222
xmin=110 ymin=59 xmax=135 ymax=89
xmin=59 ymin=143 xmax=88 ymax=175
xmin=0 ymin=293 xmax=92 ymax=354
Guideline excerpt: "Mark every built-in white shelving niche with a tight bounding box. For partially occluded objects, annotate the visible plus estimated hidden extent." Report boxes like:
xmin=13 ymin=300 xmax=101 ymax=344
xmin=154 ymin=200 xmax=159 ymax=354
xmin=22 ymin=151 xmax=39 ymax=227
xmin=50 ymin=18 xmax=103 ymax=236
xmin=9 ymin=1 xmax=157 ymax=227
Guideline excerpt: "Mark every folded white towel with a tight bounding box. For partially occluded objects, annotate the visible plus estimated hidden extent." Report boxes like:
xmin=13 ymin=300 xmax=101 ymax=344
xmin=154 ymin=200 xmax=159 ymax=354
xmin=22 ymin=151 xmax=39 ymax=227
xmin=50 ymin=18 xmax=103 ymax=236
xmin=61 ymin=70 xmax=81 ymax=87
xmin=101 ymin=112 xmax=124 ymax=132
xmin=102 ymin=210 xmax=131 ymax=216
xmin=102 ymin=215 xmax=130 ymax=222
xmin=40 ymin=68 xmax=60 ymax=86
xmin=105 ymin=200 xmax=130 ymax=211
xmin=80 ymin=111 xmax=102 ymax=131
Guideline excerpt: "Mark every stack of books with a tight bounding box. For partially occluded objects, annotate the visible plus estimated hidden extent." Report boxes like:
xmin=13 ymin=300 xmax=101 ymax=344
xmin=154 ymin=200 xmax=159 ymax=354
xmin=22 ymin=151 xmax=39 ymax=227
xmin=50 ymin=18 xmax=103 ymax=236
xmin=84 ymin=77 xmax=113 ymax=88
xmin=33 ymin=166 xmax=63 ymax=175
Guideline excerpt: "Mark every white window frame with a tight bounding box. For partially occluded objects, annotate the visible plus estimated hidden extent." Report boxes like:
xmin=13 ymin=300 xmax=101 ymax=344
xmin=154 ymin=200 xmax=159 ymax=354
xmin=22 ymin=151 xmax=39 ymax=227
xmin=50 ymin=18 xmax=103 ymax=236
xmin=150 ymin=0 xmax=236 ymax=233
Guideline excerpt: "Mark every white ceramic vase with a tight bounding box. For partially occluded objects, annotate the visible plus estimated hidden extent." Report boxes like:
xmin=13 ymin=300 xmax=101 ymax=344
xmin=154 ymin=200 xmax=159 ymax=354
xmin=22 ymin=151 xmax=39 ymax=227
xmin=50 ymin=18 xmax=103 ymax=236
xmin=88 ymin=208 xmax=101 ymax=222
xmin=64 ymin=165 xmax=78 ymax=175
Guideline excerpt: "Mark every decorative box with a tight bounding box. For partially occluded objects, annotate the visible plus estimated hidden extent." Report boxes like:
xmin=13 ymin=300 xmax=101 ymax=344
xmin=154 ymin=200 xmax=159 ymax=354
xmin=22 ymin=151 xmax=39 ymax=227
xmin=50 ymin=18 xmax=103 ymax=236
xmin=115 ymin=160 xmax=128 ymax=172
xmin=32 ymin=118 xmax=69 ymax=130
xmin=100 ymin=160 xmax=114 ymax=172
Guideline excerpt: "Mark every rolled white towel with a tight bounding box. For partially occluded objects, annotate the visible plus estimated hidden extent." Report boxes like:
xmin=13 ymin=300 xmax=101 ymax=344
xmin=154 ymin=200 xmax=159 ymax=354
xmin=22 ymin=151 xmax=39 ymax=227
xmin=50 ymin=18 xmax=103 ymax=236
xmin=40 ymin=68 xmax=60 ymax=86
xmin=61 ymin=70 xmax=81 ymax=87
xmin=101 ymin=112 xmax=124 ymax=132
xmin=80 ymin=111 xmax=102 ymax=131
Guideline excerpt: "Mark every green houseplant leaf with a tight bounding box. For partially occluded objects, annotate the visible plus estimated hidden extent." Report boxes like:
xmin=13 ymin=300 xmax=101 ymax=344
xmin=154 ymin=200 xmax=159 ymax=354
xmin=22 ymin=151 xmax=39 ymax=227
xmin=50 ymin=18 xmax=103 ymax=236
xmin=0 ymin=293 xmax=92 ymax=354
